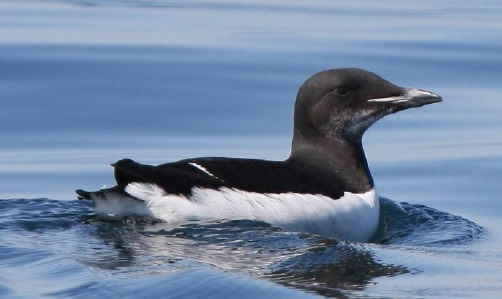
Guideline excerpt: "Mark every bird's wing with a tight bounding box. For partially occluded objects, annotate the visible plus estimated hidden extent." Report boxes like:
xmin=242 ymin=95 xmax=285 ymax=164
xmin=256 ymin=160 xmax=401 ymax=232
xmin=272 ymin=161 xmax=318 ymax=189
xmin=113 ymin=158 xmax=224 ymax=196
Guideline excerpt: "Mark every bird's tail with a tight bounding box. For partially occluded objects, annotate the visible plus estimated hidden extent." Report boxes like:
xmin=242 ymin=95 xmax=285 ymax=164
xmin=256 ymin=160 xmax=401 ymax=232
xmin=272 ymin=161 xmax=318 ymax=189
xmin=75 ymin=186 xmax=152 ymax=218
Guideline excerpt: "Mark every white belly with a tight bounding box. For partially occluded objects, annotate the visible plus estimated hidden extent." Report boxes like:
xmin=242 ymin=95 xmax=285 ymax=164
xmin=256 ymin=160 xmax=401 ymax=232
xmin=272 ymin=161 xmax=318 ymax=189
xmin=92 ymin=183 xmax=380 ymax=242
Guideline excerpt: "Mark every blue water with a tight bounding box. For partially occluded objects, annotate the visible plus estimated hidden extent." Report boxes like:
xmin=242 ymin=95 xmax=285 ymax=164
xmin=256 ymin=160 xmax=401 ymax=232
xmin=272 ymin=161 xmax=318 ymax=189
xmin=1 ymin=0 xmax=502 ymax=297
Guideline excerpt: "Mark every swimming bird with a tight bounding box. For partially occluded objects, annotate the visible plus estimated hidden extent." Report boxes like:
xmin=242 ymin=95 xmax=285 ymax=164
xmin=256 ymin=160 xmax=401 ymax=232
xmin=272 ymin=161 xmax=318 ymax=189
xmin=76 ymin=68 xmax=441 ymax=242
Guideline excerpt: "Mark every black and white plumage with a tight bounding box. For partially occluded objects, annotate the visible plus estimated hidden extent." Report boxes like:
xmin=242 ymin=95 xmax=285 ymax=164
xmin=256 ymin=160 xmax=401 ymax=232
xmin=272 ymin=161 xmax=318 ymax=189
xmin=76 ymin=68 xmax=441 ymax=242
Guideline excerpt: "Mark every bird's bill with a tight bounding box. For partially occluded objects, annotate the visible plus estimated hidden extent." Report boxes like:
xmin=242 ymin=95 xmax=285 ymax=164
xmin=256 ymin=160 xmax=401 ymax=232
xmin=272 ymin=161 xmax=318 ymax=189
xmin=367 ymin=88 xmax=442 ymax=108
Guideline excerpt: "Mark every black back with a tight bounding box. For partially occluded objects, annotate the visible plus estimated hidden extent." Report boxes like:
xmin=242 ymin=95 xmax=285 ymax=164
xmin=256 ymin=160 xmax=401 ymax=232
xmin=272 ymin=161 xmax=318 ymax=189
xmin=113 ymin=157 xmax=346 ymax=199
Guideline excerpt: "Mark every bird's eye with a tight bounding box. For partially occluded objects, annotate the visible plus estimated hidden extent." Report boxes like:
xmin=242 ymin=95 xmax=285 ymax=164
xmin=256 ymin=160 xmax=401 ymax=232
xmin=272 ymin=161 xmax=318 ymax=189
xmin=336 ymin=86 xmax=350 ymax=96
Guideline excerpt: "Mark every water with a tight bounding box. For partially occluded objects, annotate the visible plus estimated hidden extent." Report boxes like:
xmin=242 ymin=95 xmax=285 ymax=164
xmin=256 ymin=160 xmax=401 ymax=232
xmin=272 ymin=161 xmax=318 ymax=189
xmin=1 ymin=0 xmax=502 ymax=297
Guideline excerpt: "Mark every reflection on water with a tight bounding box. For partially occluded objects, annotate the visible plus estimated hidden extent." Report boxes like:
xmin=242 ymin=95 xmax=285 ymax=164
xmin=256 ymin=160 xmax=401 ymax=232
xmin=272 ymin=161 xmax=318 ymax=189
xmin=0 ymin=197 xmax=484 ymax=297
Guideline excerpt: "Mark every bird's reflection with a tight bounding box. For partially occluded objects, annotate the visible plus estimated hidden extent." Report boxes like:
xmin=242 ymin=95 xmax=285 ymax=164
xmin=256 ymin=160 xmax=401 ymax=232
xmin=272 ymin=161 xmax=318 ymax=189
xmin=81 ymin=216 xmax=408 ymax=297
xmin=78 ymin=197 xmax=483 ymax=296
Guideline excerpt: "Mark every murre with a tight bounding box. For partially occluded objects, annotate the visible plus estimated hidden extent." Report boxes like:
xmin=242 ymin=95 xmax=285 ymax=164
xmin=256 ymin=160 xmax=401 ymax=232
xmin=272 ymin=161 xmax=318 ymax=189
xmin=76 ymin=68 xmax=441 ymax=242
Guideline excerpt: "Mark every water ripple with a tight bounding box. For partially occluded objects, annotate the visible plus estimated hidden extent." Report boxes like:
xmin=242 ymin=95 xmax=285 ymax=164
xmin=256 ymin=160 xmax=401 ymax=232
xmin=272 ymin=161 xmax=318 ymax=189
xmin=0 ymin=197 xmax=484 ymax=297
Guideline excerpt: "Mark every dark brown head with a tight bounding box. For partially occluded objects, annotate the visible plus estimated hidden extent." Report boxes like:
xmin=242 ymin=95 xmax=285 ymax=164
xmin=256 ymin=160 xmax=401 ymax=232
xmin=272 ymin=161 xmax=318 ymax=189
xmin=292 ymin=68 xmax=441 ymax=149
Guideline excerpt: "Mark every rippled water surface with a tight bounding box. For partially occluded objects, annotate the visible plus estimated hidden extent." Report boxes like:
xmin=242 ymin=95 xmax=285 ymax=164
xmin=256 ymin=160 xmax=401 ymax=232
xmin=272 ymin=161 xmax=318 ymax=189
xmin=2 ymin=1 xmax=502 ymax=298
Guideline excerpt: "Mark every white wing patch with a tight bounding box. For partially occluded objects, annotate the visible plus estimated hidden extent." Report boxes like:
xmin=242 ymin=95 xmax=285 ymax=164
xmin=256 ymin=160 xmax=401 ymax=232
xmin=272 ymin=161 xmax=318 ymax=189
xmin=94 ymin=183 xmax=381 ymax=242
xmin=188 ymin=162 xmax=219 ymax=179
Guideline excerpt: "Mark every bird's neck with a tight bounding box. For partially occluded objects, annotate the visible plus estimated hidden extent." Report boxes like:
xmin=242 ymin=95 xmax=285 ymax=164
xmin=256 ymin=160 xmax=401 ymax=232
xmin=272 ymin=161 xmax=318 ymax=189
xmin=289 ymin=136 xmax=374 ymax=193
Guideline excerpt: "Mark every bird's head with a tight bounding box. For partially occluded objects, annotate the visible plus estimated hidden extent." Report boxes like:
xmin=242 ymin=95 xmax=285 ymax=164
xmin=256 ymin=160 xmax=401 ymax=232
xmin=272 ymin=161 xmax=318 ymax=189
xmin=293 ymin=68 xmax=441 ymax=144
